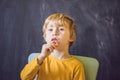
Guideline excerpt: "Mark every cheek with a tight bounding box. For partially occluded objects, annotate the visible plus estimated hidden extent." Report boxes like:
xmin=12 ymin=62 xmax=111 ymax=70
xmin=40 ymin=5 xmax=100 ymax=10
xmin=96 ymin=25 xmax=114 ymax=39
xmin=45 ymin=34 xmax=52 ymax=42
xmin=43 ymin=33 xmax=49 ymax=41
xmin=61 ymin=31 xmax=70 ymax=37
xmin=60 ymin=31 xmax=66 ymax=36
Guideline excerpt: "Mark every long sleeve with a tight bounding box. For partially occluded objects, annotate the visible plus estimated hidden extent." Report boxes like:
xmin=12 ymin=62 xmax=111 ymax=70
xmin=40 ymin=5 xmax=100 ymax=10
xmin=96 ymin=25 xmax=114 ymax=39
xmin=73 ymin=64 xmax=85 ymax=80
xmin=20 ymin=58 xmax=40 ymax=80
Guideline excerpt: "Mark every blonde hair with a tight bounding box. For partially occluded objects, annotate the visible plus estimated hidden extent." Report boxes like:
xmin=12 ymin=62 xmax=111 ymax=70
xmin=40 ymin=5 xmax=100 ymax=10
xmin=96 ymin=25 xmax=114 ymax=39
xmin=43 ymin=13 xmax=76 ymax=47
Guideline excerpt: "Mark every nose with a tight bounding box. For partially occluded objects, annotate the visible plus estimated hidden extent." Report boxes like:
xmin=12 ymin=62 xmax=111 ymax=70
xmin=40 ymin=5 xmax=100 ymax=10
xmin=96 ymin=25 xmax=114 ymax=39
xmin=52 ymin=28 xmax=59 ymax=36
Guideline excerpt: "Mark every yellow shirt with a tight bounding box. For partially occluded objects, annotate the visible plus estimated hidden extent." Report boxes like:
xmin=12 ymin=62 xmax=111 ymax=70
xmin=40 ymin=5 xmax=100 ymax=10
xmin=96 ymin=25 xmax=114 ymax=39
xmin=20 ymin=55 xmax=85 ymax=80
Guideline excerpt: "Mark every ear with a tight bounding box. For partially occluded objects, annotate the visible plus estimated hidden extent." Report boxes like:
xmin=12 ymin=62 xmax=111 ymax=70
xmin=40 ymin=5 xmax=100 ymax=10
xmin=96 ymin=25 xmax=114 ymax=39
xmin=69 ymin=32 xmax=76 ymax=42
xmin=69 ymin=37 xmax=74 ymax=42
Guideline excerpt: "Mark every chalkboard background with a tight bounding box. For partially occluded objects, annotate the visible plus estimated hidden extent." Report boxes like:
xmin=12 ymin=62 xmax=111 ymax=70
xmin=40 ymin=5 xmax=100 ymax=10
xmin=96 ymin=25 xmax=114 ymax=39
xmin=0 ymin=0 xmax=120 ymax=80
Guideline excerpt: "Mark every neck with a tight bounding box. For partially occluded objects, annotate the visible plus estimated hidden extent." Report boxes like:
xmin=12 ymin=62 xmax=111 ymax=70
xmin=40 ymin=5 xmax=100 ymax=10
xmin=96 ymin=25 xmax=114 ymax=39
xmin=51 ymin=49 xmax=71 ymax=60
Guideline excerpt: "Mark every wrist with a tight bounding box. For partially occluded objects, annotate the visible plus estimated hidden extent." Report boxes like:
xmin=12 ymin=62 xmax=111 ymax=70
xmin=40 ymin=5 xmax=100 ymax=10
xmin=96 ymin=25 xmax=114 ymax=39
xmin=37 ymin=54 xmax=45 ymax=65
xmin=38 ymin=54 xmax=46 ymax=60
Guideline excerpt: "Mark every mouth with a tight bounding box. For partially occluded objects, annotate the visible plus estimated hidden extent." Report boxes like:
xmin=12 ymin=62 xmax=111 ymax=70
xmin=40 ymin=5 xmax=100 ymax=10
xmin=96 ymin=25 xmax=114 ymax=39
xmin=51 ymin=38 xmax=59 ymax=47
xmin=51 ymin=38 xmax=57 ymax=41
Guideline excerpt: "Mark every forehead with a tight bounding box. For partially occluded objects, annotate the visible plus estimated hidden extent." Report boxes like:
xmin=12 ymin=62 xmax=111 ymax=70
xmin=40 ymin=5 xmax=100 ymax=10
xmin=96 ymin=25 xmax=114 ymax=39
xmin=47 ymin=19 xmax=70 ymax=28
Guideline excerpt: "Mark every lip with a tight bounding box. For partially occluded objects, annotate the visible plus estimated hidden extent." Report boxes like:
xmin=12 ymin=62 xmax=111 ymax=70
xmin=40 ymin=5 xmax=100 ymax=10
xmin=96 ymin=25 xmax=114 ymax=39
xmin=51 ymin=38 xmax=58 ymax=41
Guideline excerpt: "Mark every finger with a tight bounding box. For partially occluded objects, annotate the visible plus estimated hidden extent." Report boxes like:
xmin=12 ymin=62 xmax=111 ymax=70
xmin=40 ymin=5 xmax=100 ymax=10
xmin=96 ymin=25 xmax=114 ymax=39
xmin=49 ymin=45 xmax=54 ymax=52
xmin=51 ymin=40 xmax=59 ymax=47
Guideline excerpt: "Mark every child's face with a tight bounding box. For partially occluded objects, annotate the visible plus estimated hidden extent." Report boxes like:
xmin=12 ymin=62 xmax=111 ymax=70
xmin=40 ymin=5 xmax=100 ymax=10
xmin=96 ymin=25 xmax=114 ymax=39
xmin=44 ymin=21 xmax=70 ymax=47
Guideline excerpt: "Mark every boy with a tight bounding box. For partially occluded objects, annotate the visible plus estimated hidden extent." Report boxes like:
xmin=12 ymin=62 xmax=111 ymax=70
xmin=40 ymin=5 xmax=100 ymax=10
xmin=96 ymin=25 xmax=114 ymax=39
xmin=20 ymin=13 xmax=85 ymax=80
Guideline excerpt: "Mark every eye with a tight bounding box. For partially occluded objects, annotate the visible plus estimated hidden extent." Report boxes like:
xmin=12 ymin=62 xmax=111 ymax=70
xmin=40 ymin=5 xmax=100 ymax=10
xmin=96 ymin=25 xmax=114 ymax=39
xmin=59 ymin=27 xmax=65 ymax=31
xmin=48 ymin=28 xmax=53 ymax=31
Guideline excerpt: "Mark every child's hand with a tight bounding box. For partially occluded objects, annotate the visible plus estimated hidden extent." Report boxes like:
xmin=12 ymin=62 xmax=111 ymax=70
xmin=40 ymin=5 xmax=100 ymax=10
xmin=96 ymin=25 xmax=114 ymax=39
xmin=37 ymin=39 xmax=59 ymax=61
xmin=37 ymin=44 xmax=54 ymax=64
xmin=39 ymin=44 xmax=54 ymax=58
